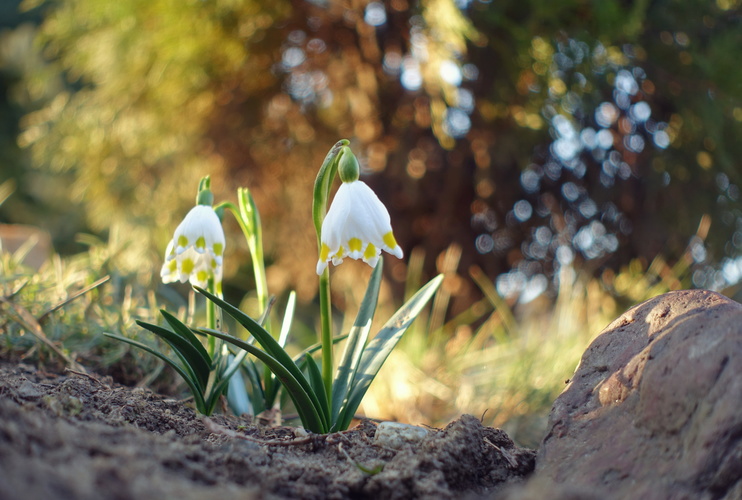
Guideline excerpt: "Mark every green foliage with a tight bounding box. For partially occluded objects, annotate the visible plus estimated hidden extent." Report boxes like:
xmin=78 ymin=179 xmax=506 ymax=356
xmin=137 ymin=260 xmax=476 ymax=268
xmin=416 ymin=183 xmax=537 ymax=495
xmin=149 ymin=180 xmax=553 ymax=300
xmin=196 ymin=261 xmax=442 ymax=432
xmin=106 ymin=311 xmax=249 ymax=415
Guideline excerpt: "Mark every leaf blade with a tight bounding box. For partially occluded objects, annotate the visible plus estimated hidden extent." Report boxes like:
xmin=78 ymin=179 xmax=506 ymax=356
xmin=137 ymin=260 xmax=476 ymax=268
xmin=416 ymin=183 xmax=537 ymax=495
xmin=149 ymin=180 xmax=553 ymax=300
xmin=337 ymin=274 xmax=443 ymax=430
xmin=199 ymin=327 xmax=327 ymax=433
xmin=103 ymin=332 xmax=207 ymax=413
xmin=194 ymin=286 xmax=329 ymax=430
xmin=136 ymin=319 xmax=211 ymax=390
xmin=331 ymin=261 xmax=383 ymax=421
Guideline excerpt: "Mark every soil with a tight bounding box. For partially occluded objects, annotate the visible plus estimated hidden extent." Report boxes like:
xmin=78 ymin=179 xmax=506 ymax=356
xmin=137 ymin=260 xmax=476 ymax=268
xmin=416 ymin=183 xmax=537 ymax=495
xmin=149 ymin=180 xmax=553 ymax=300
xmin=0 ymin=362 xmax=536 ymax=499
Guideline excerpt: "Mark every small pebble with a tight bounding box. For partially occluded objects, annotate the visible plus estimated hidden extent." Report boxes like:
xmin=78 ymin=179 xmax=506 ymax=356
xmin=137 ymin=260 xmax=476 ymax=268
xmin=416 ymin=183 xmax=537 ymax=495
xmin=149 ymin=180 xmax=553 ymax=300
xmin=374 ymin=421 xmax=429 ymax=450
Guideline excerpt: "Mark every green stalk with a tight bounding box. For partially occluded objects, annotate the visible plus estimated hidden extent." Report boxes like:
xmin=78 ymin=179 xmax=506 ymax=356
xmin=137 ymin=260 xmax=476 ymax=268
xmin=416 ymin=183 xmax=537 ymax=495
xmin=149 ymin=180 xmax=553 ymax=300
xmin=312 ymin=140 xmax=348 ymax=409
xmin=237 ymin=189 xmax=270 ymax=324
xmin=218 ymin=194 xmax=276 ymax=403
xmin=318 ymin=268 xmax=333 ymax=405
xmin=219 ymin=197 xmax=269 ymax=325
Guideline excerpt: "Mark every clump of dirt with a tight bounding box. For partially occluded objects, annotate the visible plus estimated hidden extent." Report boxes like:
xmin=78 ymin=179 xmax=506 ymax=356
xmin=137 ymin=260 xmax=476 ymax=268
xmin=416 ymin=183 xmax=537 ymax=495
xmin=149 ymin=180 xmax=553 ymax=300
xmin=0 ymin=363 xmax=535 ymax=499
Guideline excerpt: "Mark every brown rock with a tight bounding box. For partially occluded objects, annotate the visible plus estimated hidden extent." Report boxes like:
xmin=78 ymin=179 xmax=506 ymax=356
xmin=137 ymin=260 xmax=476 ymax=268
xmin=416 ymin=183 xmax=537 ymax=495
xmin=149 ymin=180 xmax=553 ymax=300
xmin=535 ymin=289 xmax=742 ymax=499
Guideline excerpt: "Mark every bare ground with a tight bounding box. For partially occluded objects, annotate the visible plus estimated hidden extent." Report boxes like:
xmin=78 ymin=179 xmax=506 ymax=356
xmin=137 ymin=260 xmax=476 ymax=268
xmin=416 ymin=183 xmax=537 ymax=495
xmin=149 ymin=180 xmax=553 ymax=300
xmin=0 ymin=362 xmax=536 ymax=499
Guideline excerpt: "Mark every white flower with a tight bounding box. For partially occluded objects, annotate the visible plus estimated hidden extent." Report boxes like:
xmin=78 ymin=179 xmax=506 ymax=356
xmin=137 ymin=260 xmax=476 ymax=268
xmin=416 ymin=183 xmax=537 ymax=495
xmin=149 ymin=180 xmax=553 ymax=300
xmin=161 ymin=205 xmax=226 ymax=291
xmin=316 ymin=180 xmax=403 ymax=275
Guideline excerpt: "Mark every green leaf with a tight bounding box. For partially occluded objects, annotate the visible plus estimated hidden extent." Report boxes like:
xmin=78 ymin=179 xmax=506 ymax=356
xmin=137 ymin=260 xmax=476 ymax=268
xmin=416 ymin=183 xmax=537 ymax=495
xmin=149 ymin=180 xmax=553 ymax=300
xmin=304 ymin=353 xmax=329 ymax=424
xmin=195 ymin=286 xmax=329 ymax=430
xmin=198 ymin=327 xmax=327 ymax=433
xmin=160 ymin=310 xmax=212 ymax=361
xmin=292 ymin=333 xmax=350 ymax=363
xmin=336 ymin=274 xmax=443 ymax=430
xmin=103 ymin=332 xmax=207 ymax=413
xmin=242 ymin=359 xmax=266 ymax=414
xmin=226 ymin=358 xmax=253 ymax=417
xmin=278 ymin=291 xmax=296 ymax=348
xmin=332 ymin=261 xmax=383 ymax=423
xmin=208 ymin=350 xmax=250 ymax=414
xmin=135 ymin=318 xmax=211 ymax=390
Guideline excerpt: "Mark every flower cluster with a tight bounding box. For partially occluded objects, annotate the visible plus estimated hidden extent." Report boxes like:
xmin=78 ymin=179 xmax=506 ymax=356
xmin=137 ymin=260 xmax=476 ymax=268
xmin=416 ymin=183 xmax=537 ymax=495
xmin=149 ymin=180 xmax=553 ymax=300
xmin=161 ymin=205 xmax=225 ymax=291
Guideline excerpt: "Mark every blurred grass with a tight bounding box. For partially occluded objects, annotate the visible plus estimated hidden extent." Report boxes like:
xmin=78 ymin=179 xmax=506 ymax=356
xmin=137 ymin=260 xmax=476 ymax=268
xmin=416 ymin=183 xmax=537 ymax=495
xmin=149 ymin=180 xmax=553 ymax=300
xmin=0 ymin=231 xmax=186 ymax=392
xmin=0 ymin=224 xmax=712 ymax=448
xmin=362 ymin=234 xmax=704 ymax=448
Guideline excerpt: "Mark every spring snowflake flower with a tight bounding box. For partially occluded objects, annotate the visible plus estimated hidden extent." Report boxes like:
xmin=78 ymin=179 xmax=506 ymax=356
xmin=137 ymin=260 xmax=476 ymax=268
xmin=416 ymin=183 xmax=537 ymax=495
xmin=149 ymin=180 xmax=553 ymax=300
xmin=316 ymin=180 xmax=403 ymax=275
xmin=161 ymin=205 xmax=226 ymax=291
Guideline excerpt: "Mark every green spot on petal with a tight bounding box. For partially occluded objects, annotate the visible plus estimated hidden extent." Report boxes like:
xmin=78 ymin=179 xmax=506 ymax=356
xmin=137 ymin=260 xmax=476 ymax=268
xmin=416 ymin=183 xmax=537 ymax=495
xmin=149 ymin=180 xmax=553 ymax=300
xmin=196 ymin=236 xmax=206 ymax=249
xmin=320 ymin=243 xmax=330 ymax=261
xmin=177 ymin=235 xmax=189 ymax=248
xmin=363 ymin=243 xmax=377 ymax=260
xmin=213 ymin=242 xmax=223 ymax=256
xmin=383 ymin=232 xmax=398 ymax=249
xmin=181 ymin=258 xmax=194 ymax=274
xmin=196 ymin=270 xmax=209 ymax=283
xmin=348 ymin=238 xmax=362 ymax=253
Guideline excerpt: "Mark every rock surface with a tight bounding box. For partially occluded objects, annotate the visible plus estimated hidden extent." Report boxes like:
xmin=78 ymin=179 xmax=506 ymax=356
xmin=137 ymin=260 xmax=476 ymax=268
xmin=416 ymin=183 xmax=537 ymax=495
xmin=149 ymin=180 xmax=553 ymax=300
xmin=535 ymin=289 xmax=742 ymax=499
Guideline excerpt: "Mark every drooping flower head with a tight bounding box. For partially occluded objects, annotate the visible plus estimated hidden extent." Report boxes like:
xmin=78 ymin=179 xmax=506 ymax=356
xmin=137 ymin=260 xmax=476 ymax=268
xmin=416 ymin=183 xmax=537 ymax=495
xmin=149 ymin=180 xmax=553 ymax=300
xmin=316 ymin=147 xmax=403 ymax=275
xmin=161 ymin=177 xmax=226 ymax=292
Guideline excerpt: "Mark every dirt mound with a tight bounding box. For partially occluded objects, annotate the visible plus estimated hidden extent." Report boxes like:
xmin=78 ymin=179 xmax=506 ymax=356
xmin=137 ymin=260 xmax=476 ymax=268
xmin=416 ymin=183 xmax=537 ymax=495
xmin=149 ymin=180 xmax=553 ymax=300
xmin=0 ymin=363 xmax=535 ymax=499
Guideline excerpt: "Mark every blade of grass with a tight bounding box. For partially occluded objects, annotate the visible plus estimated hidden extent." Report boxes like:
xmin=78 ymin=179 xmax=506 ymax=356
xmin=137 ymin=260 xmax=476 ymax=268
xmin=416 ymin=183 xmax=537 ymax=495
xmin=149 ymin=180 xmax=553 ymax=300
xmin=470 ymin=265 xmax=517 ymax=336
xmin=1 ymin=297 xmax=85 ymax=372
xmin=37 ymin=276 xmax=111 ymax=324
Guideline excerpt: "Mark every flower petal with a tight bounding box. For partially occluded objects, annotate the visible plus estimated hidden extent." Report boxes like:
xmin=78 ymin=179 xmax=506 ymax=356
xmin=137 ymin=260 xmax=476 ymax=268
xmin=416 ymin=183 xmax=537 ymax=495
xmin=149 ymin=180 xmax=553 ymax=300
xmin=163 ymin=205 xmax=226 ymax=287
xmin=317 ymin=180 xmax=403 ymax=274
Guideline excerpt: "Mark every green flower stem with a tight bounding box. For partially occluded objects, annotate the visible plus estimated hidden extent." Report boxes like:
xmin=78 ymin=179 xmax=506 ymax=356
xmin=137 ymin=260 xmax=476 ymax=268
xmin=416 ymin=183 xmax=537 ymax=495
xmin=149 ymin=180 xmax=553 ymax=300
xmin=219 ymin=195 xmax=275 ymax=404
xmin=313 ymin=140 xmax=349 ymax=409
xmin=318 ymin=268 xmax=333 ymax=405
xmin=237 ymin=189 xmax=269 ymax=322
xmin=219 ymin=197 xmax=269 ymax=328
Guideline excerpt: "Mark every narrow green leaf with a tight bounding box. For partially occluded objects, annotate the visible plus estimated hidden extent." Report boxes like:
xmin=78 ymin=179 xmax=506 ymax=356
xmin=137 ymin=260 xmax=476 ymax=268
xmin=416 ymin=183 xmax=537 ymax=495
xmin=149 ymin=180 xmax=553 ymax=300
xmin=291 ymin=333 xmax=350 ymax=363
xmin=103 ymin=333 xmax=207 ymax=413
xmin=226 ymin=358 xmax=253 ymax=417
xmin=332 ymin=261 xmax=383 ymax=422
xmin=242 ymin=359 xmax=266 ymax=414
xmin=159 ymin=310 xmax=212 ymax=363
xmin=136 ymin=319 xmax=211 ymax=390
xmin=278 ymin=291 xmax=296 ymax=348
xmin=195 ymin=286 xmax=329 ymax=430
xmin=337 ymin=274 xmax=443 ymax=430
xmin=304 ymin=353 xmax=329 ymax=424
xmin=199 ymin=328 xmax=327 ymax=433
xmin=207 ymin=350 xmax=250 ymax=414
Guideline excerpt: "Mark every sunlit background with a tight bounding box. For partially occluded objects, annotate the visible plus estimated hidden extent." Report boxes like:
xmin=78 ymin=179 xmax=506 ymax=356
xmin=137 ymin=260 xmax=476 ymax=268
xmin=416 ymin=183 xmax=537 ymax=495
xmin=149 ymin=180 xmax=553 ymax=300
xmin=1 ymin=0 xmax=740 ymax=446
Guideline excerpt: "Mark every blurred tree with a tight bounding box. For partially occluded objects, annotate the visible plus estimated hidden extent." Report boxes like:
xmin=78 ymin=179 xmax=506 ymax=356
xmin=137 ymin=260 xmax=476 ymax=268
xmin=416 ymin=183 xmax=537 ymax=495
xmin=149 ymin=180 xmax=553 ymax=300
xmin=4 ymin=0 xmax=742 ymax=308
